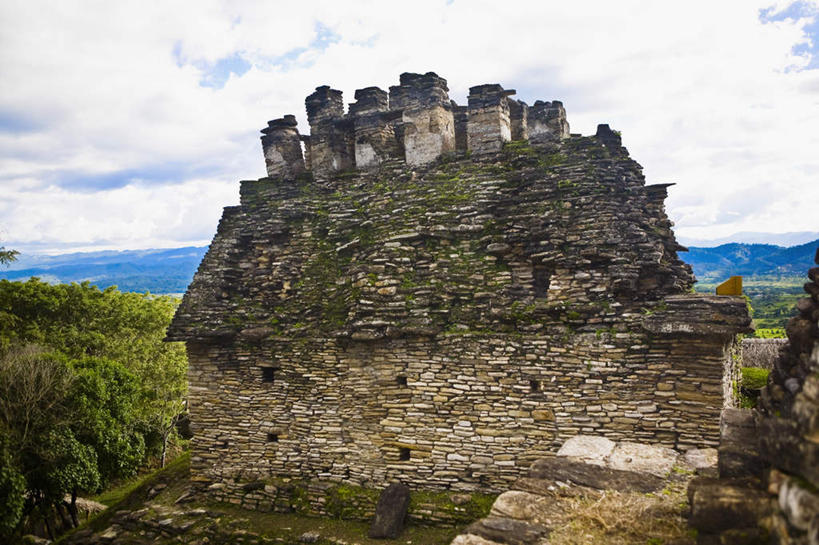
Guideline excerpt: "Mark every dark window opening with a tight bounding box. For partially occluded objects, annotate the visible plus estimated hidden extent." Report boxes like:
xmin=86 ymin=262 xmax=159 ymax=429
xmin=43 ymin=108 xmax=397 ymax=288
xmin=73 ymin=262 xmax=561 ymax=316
xmin=399 ymin=447 xmax=411 ymax=461
xmin=220 ymin=440 xmax=229 ymax=449
xmin=396 ymin=375 xmax=408 ymax=386
xmin=267 ymin=433 xmax=279 ymax=443
xmin=530 ymin=379 xmax=540 ymax=393
xmin=261 ymin=367 xmax=275 ymax=383
xmin=533 ymin=267 xmax=551 ymax=298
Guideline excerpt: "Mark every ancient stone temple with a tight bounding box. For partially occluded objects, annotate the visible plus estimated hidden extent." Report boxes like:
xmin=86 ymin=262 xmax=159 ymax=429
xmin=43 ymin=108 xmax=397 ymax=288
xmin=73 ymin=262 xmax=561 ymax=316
xmin=167 ymin=72 xmax=751 ymax=506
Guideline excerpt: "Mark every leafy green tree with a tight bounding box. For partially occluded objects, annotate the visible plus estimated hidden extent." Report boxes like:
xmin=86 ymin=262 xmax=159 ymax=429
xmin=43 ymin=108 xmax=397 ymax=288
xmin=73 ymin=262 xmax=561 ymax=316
xmin=0 ymin=279 xmax=187 ymax=463
xmin=0 ymin=447 xmax=26 ymax=537
xmin=0 ymin=280 xmax=187 ymax=539
xmin=0 ymin=243 xmax=17 ymax=266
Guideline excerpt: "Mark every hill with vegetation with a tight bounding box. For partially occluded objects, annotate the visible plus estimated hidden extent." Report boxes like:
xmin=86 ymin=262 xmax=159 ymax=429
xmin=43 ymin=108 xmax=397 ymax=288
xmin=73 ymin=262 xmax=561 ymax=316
xmin=0 ymin=247 xmax=207 ymax=294
xmin=682 ymin=239 xmax=818 ymax=281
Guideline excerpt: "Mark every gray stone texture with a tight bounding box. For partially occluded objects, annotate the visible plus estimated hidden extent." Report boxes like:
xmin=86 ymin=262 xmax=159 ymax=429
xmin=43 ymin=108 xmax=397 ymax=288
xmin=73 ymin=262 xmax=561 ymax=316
xmin=168 ymin=123 xmax=752 ymax=495
xmin=467 ymin=84 xmax=513 ymax=154
xmin=528 ymin=101 xmax=569 ymax=145
xmin=508 ymin=99 xmax=528 ymax=141
xmin=368 ymin=482 xmax=410 ymax=539
xmin=389 ymin=72 xmax=456 ymax=166
xmin=260 ymin=115 xmax=305 ymax=180
xmin=305 ymin=85 xmax=354 ymax=178
xmin=741 ymin=338 xmax=787 ymax=370
xmin=168 ymin=74 xmax=758 ymax=527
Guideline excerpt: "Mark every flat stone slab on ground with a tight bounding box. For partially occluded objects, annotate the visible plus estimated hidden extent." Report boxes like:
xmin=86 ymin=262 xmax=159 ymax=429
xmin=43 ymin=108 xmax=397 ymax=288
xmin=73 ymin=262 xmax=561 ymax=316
xmin=529 ymin=456 xmax=665 ymax=493
xmin=681 ymin=448 xmax=718 ymax=471
xmin=465 ymin=516 xmax=551 ymax=545
xmin=556 ymin=435 xmax=615 ymax=466
xmin=608 ymin=441 xmax=678 ymax=477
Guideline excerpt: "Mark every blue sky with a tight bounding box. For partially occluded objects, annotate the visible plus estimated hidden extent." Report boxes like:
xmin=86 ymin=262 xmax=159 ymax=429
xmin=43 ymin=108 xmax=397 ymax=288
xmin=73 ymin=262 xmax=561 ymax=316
xmin=1 ymin=0 xmax=818 ymax=253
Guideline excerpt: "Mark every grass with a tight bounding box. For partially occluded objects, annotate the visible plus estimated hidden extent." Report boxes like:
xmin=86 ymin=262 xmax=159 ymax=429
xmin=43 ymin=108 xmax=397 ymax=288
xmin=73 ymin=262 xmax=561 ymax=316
xmin=741 ymin=367 xmax=770 ymax=390
xmin=546 ymin=480 xmax=693 ymax=545
xmin=55 ymin=452 xmax=191 ymax=543
xmin=59 ymin=452 xmax=469 ymax=545
xmin=91 ymin=471 xmax=157 ymax=506
xmin=202 ymin=503 xmax=460 ymax=545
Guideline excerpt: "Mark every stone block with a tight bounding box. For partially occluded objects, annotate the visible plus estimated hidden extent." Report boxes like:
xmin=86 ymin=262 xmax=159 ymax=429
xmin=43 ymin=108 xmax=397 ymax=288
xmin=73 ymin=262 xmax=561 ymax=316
xmin=608 ymin=442 xmax=678 ymax=477
xmin=528 ymin=456 xmax=665 ymax=493
xmin=556 ymin=435 xmax=615 ymax=465
xmin=688 ymin=478 xmax=772 ymax=534
xmin=464 ymin=516 xmax=550 ymax=545
xmin=368 ymin=482 xmax=410 ymax=539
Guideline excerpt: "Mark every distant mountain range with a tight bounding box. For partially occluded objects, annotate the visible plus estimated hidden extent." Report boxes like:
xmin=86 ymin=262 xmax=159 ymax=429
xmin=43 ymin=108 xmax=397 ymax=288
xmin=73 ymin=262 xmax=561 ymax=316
xmin=683 ymin=239 xmax=818 ymax=282
xmin=677 ymin=231 xmax=819 ymax=248
xmin=0 ymin=247 xmax=208 ymax=294
xmin=0 ymin=240 xmax=817 ymax=293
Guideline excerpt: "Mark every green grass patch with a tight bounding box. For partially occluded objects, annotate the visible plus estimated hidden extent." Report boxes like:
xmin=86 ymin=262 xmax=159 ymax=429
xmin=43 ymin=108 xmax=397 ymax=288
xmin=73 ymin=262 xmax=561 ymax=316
xmin=741 ymin=367 xmax=770 ymax=390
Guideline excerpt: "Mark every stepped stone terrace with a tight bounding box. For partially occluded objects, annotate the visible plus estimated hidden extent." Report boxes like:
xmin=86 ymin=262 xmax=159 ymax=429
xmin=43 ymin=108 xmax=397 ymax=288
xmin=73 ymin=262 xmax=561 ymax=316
xmin=168 ymin=72 xmax=752 ymax=506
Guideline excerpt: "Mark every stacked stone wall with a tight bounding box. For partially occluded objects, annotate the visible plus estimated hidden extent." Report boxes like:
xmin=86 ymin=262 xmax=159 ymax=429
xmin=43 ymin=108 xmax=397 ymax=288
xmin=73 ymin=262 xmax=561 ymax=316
xmin=185 ymin=326 xmax=739 ymax=493
xmin=467 ymin=84 xmax=513 ymax=154
xmin=258 ymin=73 xmax=573 ymax=180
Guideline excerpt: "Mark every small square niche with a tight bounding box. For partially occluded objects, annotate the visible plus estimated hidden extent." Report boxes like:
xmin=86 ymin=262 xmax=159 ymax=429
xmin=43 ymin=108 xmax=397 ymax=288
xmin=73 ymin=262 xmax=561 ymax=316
xmin=266 ymin=433 xmax=279 ymax=443
xmin=396 ymin=375 xmax=408 ymax=387
xmin=261 ymin=367 xmax=276 ymax=383
xmin=399 ymin=447 xmax=411 ymax=461
xmin=530 ymin=379 xmax=540 ymax=393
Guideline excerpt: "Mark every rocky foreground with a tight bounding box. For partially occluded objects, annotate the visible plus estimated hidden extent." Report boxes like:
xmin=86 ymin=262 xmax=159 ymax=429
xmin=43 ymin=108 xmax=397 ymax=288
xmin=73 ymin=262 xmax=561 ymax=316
xmin=50 ymin=436 xmax=716 ymax=545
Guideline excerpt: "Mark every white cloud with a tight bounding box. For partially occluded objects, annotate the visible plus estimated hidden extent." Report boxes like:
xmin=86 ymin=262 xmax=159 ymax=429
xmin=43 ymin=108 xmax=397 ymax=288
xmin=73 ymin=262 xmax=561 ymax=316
xmin=1 ymin=0 xmax=818 ymax=253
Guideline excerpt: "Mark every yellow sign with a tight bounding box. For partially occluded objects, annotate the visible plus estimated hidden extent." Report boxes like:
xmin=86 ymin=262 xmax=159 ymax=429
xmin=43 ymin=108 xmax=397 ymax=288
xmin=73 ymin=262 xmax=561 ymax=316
xmin=716 ymin=276 xmax=743 ymax=296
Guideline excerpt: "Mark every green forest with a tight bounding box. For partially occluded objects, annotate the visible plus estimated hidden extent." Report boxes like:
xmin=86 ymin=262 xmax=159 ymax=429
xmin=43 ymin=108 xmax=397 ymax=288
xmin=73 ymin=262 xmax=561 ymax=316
xmin=0 ymin=279 xmax=187 ymax=540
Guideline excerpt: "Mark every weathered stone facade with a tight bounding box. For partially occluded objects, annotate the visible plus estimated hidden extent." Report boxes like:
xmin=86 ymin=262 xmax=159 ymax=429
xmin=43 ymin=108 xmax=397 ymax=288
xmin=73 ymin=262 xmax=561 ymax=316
xmin=169 ymin=73 xmax=751 ymax=499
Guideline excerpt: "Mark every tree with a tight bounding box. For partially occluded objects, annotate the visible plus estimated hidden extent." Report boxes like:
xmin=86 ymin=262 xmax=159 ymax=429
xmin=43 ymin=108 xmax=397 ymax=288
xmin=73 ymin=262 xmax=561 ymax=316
xmin=0 ymin=241 xmax=18 ymax=266
xmin=0 ymin=280 xmax=188 ymax=539
xmin=0 ymin=346 xmax=146 ymax=540
xmin=0 ymin=279 xmax=188 ymax=464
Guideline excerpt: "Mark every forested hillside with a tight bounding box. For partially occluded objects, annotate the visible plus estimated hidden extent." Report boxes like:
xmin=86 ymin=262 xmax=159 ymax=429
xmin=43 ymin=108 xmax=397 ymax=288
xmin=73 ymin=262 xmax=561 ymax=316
xmin=683 ymin=239 xmax=818 ymax=281
xmin=0 ymin=279 xmax=187 ymax=540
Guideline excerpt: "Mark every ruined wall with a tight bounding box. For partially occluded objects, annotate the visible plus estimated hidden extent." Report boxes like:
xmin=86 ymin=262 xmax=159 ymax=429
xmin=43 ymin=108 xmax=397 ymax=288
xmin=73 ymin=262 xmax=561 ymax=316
xmin=467 ymin=84 xmax=513 ymax=154
xmin=259 ymin=72 xmax=572 ymax=180
xmin=742 ymin=338 xmax=788 ymax=370
xmin=171 ymin=129 xmax=751 ymax=494
xmin=185 ymin=327 xmax=740 ymax=494
xmin=755 ymin=251 xmax=819 ymax=543
xmin=389 ymin=72 xmax=456 ymax=166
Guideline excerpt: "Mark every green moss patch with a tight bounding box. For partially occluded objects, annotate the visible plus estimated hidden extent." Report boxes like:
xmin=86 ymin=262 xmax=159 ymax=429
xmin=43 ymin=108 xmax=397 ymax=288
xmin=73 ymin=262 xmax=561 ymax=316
xmin=741 ymin=367 xmax=770 ymax=390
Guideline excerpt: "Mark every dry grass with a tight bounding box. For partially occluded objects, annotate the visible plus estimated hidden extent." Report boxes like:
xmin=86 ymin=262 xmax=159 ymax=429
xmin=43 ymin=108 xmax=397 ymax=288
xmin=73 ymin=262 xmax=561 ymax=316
xmin=546 ymin=479 xmax=694 ymax=545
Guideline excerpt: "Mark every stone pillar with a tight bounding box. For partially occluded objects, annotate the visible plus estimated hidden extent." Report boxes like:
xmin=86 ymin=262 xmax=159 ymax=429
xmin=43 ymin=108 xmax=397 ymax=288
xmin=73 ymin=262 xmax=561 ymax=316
xmin=452 ymin=101 xmax=468 ymax=153
xmin=305 ymin=86 xmax=354 ymax=177
xmin=260 ymin=115 xmax=305 ymax=180
xmin=349 ymin=87 xmax=400 ymax=169
xmin=529 ymin=100 xmax=570 ymax=145
xmin=596 ymin=123 xmax=622 ymax=148
xmin=508 ymin=99 xmax=529 ymax=141
xmin=467 ymin=84 xmax=515 ymax=154
xmin=389 ymin=72 xmax=455 ymax=166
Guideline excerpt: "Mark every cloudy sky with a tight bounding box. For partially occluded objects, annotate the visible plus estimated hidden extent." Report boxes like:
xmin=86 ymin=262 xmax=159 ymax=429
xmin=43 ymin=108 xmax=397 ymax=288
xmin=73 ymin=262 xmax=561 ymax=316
xmin=1 ymin=0 xmax=818 ymax=254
